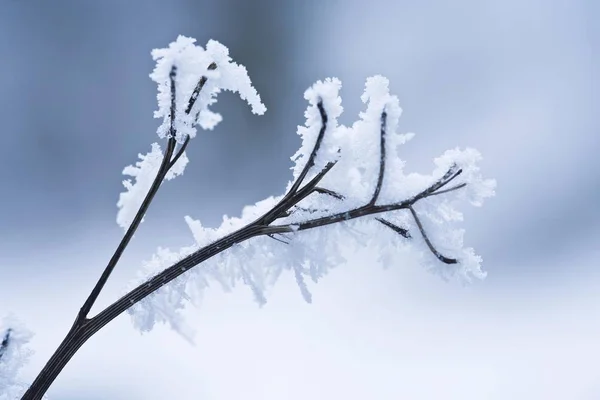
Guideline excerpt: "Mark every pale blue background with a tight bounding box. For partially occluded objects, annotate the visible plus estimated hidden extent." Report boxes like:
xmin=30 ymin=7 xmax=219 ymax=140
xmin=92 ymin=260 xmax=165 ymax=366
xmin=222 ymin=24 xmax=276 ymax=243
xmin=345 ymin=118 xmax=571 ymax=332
xmin=0 ymin=0 xmax=598 ymax=399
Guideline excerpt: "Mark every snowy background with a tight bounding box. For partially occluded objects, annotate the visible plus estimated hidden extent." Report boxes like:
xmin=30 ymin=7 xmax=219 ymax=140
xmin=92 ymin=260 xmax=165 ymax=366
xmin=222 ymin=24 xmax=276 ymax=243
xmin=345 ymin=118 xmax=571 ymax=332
xmin=0 ymin=0 xmax=598 ymax=399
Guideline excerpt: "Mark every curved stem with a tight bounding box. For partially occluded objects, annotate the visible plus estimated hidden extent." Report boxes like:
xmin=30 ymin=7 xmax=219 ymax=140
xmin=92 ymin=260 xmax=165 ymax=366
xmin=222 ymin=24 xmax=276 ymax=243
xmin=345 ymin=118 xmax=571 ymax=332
xmin=369 ymin=110 xmax=387 ymax=205
xmin=408 ymin=206 xmax=457 ymax=264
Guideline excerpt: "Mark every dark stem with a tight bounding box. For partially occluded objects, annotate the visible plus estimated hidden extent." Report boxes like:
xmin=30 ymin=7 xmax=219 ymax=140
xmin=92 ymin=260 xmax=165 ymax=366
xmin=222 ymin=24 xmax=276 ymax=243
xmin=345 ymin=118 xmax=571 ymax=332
xmin=169 ymin=134 xmax=191 ymax=169
xmin=185 ymin=62 xmax=217 ymax=115
xmin=313 ymin=187 xmax=345 ymax=200
xmin=369 ymin=110 xmax=387 ymax=206
xmin=408 ymin=206 xmax=457 ymax=264
xmin=410 ymin=165 xmax=462 ymax=203
xmin=425 ymin=183 xmax=467 ymax=198
xmin=267 ymin=234 xmax=290 ymax=245
xmin=76 ymin=67 xmax=179 ymax=322
xmin=256 ymin=101 xmax=330 ymax=226
xmin=376 ymin=218 xmax=411 ymax=239
xmin=289 ymin=100 xmax=329 ymax=195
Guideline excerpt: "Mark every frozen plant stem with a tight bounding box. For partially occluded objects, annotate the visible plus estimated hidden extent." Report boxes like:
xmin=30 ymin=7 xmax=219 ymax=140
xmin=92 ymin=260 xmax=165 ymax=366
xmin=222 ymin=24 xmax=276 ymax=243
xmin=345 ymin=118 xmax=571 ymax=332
xmin=21 ymin=56 xmax=474 ymax=400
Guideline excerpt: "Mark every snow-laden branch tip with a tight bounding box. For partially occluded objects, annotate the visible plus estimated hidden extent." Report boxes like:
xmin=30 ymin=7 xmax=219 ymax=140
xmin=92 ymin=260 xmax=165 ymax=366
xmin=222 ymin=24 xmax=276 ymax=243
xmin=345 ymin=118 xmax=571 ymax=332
xmin=0 ymin=316 xmax=45 ymax=400
xmin=152 ymin=35 xmax=266 ymax=142
xmin=125 ymin=73 xmax=496 ymax=338
xmin=116 ymin=36 xmax=266 ymax=230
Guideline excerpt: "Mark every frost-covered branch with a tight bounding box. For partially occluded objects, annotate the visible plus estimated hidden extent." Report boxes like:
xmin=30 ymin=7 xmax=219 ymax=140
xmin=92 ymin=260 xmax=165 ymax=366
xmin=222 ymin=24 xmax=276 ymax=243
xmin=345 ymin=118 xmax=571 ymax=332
xmin=77 ymin=56 xmax=233 ymax=324
xmin=120 ymin=75 xmax=495 ymax=335
xmin=16 ymin=36 xmax=494 ymax=400
xmin=369 ymin=110 xmax=387 ymax=206
xmin=262 ymin=105 xmax=465 ymax=264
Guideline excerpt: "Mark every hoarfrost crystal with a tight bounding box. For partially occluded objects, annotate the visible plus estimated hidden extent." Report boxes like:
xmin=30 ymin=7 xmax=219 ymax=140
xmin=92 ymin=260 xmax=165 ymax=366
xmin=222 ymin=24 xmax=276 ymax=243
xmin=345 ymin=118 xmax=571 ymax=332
xmin=0 ymin=316 xmax=47 ymax=400
xmin=151 ymin=35 xmax=265 ymax=142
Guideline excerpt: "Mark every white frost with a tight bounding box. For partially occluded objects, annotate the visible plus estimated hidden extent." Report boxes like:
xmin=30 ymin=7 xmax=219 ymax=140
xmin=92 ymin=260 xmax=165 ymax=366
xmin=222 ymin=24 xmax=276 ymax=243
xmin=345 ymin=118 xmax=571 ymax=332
xmin=116 ymin=143 xmax=188 ymax=230
xmin=117 ymin=36 xmax=266 ymax=231
xmin=151 ymin=35 xmax=266 ymax=142
xmin=125 ymin=37 xmax=495 ymax=342
xmin=0 ymin=315 xmax=46 ymax=400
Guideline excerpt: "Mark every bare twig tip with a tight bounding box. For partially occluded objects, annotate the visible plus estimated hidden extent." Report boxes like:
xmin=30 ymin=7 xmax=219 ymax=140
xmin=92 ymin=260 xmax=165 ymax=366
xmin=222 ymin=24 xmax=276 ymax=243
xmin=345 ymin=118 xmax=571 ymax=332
xmin=376 ymin=218 xmax=411 ymax=239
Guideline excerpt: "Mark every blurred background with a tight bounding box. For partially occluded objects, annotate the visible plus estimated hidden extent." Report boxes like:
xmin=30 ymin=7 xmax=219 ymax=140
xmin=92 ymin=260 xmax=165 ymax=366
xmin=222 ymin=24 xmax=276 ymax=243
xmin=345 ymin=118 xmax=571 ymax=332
xmin=0 ymin=0 xmax=598 ymax=399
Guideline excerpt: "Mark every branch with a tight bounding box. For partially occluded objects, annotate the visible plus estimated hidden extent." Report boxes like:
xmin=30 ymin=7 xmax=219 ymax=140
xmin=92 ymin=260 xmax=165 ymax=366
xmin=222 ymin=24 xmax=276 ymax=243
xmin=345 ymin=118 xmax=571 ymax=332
xmin=168 ymin=66 xmax=178 ymax=138
xmin=313 ymin=187 xmax=344 ymax=200
xmin=288 ymin=100 xmax=329 ymax=195
xmin=369 ymin=110 xmax=387 ymax=206
xmin=78 ymin=65 xmax=184 ymax=321
xmin=185 ymin=62 xmax=217 ymax=115
xmin=97 ymin=109 xmax=467 ymax=324
xmin=267 ymin=234 xmax=290 ymax=245
xmin=90 ymin=161 xmax=465 ymax=336
xmin=168 ymin=134 xmax=190 ymax=169
xmin=294 ymin=206 xmax=328 ymax=214
xmin=425 ymin=183 xmax=467 ymax=198
xmin=408 ymin=206 xmax=457 ymax=264
xmin=22 ymin=67 xmax=475 ymax=400
xmin=94 ymin=101 xmax=465 ymax=322
xmin=170 ymin=62 xmax=219 ymax=169
xmin=22 ymin=60 xmax=220 ymax=392
xmin=410 ymin=165 xmax=462 ymax=203
xmin=376 ymin=218 xmax=411 ymax=239
xmin=263 ymin=111 xmax=465 ymax=259
xmin=257 ymin=99 xmax=334 ymax=225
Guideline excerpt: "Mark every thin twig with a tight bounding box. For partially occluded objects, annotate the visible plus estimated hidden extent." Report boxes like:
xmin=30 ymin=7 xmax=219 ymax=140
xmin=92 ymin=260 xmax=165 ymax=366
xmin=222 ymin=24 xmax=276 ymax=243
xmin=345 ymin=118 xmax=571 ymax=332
xmin=77 ymin=65 xmax=179 ymax=321
xmin=408 ymin=206 xmax=457 ymax=264
xmin=369 ymin=110 xmax=387 ymax=205
xmin=313 ymin=187 xmax=345 ymax=200
xmin=427 ymin=183 xmax=467 ymax=198
xmin=287 ymin=100 xmax=329 ymax=196
xmin=258 ymin=155 xmax=337 ymax=225
xmin=169 ymin=134 xmax=191 ymax=169
xmin=169 ymin=66 xmax=177 ymax=137
xmin=185 ymin=62 xmax=217 ymax=115
xmin=267 ymin=234 xmax=290 ymax=245
xmin=376 ymin=218 xmax=411 ymax=239
xmin=412 ymin=166 xmax=463 ymax=202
